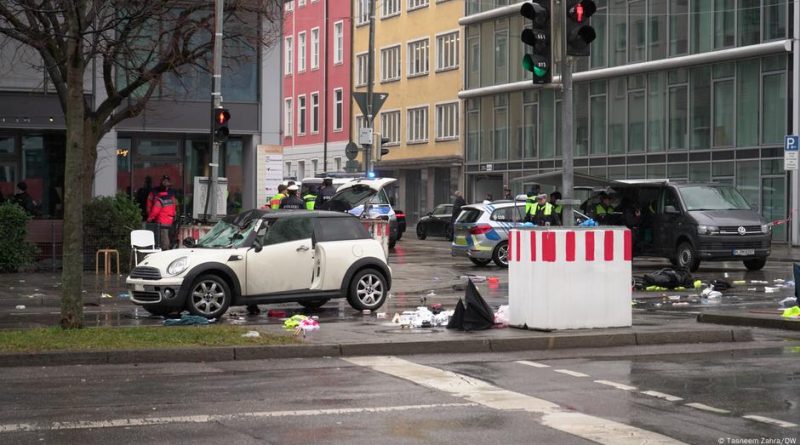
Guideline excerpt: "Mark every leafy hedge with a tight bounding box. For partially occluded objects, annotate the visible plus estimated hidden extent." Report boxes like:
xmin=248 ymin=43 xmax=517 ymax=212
xmin=83 ymin=194 xmax=142 ymax=271
xmin=0 ymin=202 xmax=36 ymax=272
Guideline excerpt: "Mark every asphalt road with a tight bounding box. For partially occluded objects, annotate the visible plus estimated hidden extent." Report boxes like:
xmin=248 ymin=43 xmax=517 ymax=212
xmin=0 ymin=342 xmax=796 ymax=444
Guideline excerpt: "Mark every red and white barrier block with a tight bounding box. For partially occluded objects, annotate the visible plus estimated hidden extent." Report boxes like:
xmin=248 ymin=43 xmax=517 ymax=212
xmin=508 ymin=227 xmax=632 ymax=330
xmin=362 ymin=219 xmax=390 ymax=259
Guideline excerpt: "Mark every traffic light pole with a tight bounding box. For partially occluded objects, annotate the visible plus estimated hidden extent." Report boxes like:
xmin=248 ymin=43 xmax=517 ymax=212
xmin=560 ymin=0 xmax=575 ymax=227
xmin=204 ymin=0 xmax=224 ymax=222
xmin=364 ymin=0 xmax=376 ymax=176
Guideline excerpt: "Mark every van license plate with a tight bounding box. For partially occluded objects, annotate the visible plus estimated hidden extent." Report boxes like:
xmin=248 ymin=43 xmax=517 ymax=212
xmin=733 ymin=249 xmax=755 ymax=256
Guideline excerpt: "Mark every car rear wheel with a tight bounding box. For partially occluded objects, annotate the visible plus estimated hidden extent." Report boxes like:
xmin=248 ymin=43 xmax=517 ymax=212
xmin=469 ymin=258 xmax=491 ymax=267
xmin=416 ymin=225 xmax=427 ymax=240
xmin=186 ymin=274 xmax=231 ymax=319
xmin=299 ymin=299 xmax=329 ymax=310
xmin=743 ymin=258 xmax=767 ymax=271
xmin=493 ymin=241 xmax=509 ymax=268
xmin=347 ymin=268 xmax=388 ymax=311
xmin=674 ymin=242 xmax=700 ymax=272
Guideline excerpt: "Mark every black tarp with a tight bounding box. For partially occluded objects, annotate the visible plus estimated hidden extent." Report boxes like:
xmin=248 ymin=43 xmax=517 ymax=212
xmin=447 ymin=280 xmax=494 ymax=331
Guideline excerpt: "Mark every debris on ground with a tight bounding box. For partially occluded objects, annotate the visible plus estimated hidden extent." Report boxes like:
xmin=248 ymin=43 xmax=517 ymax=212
xmin=267 ymin=309 xmax=287 ymax=318
xmin=100 ymin=293 xmax=113 ymax=299
xmin=494 ymin=305 xmax=510 ymax=327
xmin=117 ymin=292 xmax=130 ymax=299
xmin=782 ymin=306 xmax=800 ymax=318
xmin=15 ymin=305 xmax=25 ymax=310
xmin=392 ymin=307 xmax=452 ymax=328
xmin=164 ymin=314 xmax=215 ymax=325
xmin=447 ymin=280 xmax=495 ymax=331
xmin=284 ymin=315 xmax=320 ymax=334
xmin=241 ymin=330 xmax=261 ymax=338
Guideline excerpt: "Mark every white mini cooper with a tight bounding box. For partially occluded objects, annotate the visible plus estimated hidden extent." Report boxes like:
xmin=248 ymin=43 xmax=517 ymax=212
xmin=126 ymin=210 xmax=391 ymax=318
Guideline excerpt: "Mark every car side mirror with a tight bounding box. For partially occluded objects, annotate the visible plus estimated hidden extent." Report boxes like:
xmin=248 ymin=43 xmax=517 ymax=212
xmin=664 ymin=205 xmax=679 ymax=214
xmin=182 ymin=237 xmax=195 ymax=248
xmin=252 ymin=238 xmax=263 ymax=253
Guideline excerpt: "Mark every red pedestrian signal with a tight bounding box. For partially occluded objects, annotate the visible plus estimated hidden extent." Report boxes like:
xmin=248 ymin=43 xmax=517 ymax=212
xmin=566 ymin=0 xmax=597 ymax=56
xmin=213 ymin=108 xmax=231 ymax=143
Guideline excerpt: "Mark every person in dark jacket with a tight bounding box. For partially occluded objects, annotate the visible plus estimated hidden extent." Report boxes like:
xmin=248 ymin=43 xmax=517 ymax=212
xmin=451 ymin=190 xmax=466 ymax=224
xmin=12 ymin=181 xmax=36 ymax=215
xmin=279 ymin=184 xmax=306 ymax=209
xmin=314 ymin=178 xmax=336 ymax=208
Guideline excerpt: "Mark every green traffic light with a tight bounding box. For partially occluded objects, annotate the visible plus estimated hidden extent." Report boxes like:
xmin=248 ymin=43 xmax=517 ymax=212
xmin=522 ymin=54 xmax=533 ymax=71
xmin=523 ymin=54 xmax=548 ymax=78
xmin=533 ymin=65 xmax=548 ymax=77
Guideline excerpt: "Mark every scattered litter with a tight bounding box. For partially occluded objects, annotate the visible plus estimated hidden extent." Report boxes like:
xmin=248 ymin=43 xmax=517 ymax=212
xmin=267 ymin=309 xmax=287 ymax=318
xmin=701 ymin=288 xmax=722 ymax=299
xmin=284 ymin=315 xmax=320 ymax=333
xmin=706 ymin=291 xmax=722 ymax=299
xmin=376 ymin=312 xmax=387 ymax=319
xmin=432 ymin=277 xmax=440 ymax=281
xmin=15 ymin=305 xmax=25 ymax=310
xmin=782 ymin=306 xmax=800 ymax=318
xmin=460 ymin=275 xmax=486 ymax=283
xmin=392 ymin=313 xmax=401 ymax=323
xmin=732 ymin=280 xmax=746 ymax=285
xmin=311 ymin=315 xmax=319 ymax=320
xmin=431 ymin=303 xmax=443 ymax=314
xmin=710 ymin=279 xmax=732 ymax=290
xmin=100 ymin=293 xmax=113 ymax=299
xmin=672 ymin=302 xmax=690 ymax=306
xmin=779 ymin=297 xmax=798 ymax=308
xmin=494 ymin=305 xmax=510 ymax=327
xmin=667 ymin=295 xmax=681 ymax=301
xmin=750 ymin=280 xmax=768 ymax=284
xmin=786 ymin=281 xmax=796 ymax=288
xmin=362 ymin=309 xmax=371 ymax=315
xmin=241 ymin=330 xmax=261 ymax=338
xmin=764 ymin=287 xmax=780 ymax=293
xmin=693 ymin=280 xmax=703 ymax=289
xmin=487 ymin=277 xmax=500 ymax=285
xmin=774 ymin=279 xmax=785 ymax=283
xmin=426 ymin=290 xmax=436 ymax=297
xmin=747 ymin=288 xmax=757 ymax=291
xmin=164 ymin=314 xmax=214 ymax=325
xmin=117 ymin=292 xmax=130 ymax=299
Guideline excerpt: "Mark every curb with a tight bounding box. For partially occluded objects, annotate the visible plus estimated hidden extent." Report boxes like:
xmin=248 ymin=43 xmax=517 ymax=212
xmin=0 ymin=327 xmax=751 ymax=368
xmin=697 ymin=312 xmax=800 ymax=331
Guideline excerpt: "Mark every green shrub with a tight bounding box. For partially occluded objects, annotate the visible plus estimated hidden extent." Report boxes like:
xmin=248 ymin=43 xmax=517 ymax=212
xmin=0 ymin=202 xmax=36 ymax=272
xmin=84 ymin=194 xmax=142 ymax=271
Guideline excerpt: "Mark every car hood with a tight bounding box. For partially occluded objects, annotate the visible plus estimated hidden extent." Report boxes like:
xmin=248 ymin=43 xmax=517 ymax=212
xmin=689 ymin=209 xmax=766 ymax=226
xmin=134 ymin=247 xmax=247 ymax=274
xmin=319 ymin=178 xmax=396 ymax=213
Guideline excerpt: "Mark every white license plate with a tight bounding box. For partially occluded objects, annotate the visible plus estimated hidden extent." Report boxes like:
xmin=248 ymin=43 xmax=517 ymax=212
xmin=134 ymin=284 xmax=144 ymax=291
xmin=733 ymin=249 xmax=755 ymax=256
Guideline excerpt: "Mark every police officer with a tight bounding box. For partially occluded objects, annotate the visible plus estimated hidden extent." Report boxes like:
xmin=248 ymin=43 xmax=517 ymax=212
xmin=279 ymin=184 xmax=305 ymax=209
xmin=524 ymin=190 xmax=537 ymax=216
xmin=302 ymin=184 xmax=318 ymax=210
xmin=270 ymin=184 xmax=287 ymax=210
xmin=525 ymin=193 xmax=560 ymax=226
xmin=314 ymin=177 xmax=336 ymax=208
xmin=550 ymin=191 xmax=563 ymax=220
xmin=594 ymin=193 xmax=615 ymax=224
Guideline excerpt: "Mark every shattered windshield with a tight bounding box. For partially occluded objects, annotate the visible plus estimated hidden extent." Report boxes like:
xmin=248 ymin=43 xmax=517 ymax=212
xmin=679 ymin=185 xmax=752 ymax=211
xmin=195 ymin=214 xmax=261 ymax=248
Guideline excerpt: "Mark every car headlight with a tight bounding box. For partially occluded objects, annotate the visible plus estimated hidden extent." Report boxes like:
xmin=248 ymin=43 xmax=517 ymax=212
xmin=697 ymin=225 xmax=719 ymax=235
xmin=167 ymin=257 xmax=189 ymax=276
xmin=761 ymin=224 xmax=771 ymax=234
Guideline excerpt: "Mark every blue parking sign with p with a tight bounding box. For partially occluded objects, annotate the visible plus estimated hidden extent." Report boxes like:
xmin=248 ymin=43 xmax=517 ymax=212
xmin=785 ymin=135 xmax=799 ymax=151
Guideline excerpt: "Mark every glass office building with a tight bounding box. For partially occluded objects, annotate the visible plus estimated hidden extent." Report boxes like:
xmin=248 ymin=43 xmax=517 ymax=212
xmin=460 ymin=0 xmax=791 ymax=241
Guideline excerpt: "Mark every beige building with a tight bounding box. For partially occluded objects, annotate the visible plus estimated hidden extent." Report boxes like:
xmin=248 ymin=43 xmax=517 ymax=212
xmin=351 ymin=0 xmax=463 ymax=224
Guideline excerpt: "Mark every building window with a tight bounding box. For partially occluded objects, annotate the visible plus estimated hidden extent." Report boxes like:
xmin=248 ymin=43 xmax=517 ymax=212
xmin=493 ymin=95 xmax=508 ymax=160
xmin=435 ymin=102 xmax=458 ymax=140
xmin=285 ymin=0 xmax=293 ymax=12
xmin=357 ymin=0 xmax=370 ymax=25
xmin=669 ymin=0 xmax=689 ymax=55
xmin=494 ymin=30 xmax=508 ymax=84
xmin=284 ymin=36 xmax=293 ymax=75
xmin=285 ymin=161 xmax=292 ymax=177
xmin=408 ymin=0 xmax=429 ymax=11
xmin=628 ymin=0 xmax=645 ymax=62
xmin=383 ymin=0 xmax=400 ymax=17
xmin=466 ymin=99 xmax=480 ymax=161
xmin=407 ymin=106 xmax=428 ymax=143
xmin=311 ymin=92 xmax=319 ymax=134
xmin=298 ymin=161 xmax=305 ymax=179
xmin=407 ymin=39 xmax=429 ymax=77
xmin=356 ymin=53 xmax=369 ymax=86
xmin=311 ymin=28 xmax=320 ymax=69
xmin=334 ymin=21 xmax=344 ymax=64
xmin=284 ymin=98 xmax=293 ymax=136
xmin=381 ymin=45 xmax=401 ymax=82
xmin=297 ymin=95 xmax=306 ymax=135
xmin=297 ymin=32 xmax=306 ymax=72
xmin=436 ymin=31 xmax=459 ymax=71
xmin=333 ymin=88 xmax=343 ymax=131
xmin=381 ymin=110 xmax=400 ymax=144
xmin=334 ymin=157 xmax=342 ymax=171
xmin=312 ymin=159 xmax=318 ymax=175
xmin=299 ymin=0 xmax=306 ymax=6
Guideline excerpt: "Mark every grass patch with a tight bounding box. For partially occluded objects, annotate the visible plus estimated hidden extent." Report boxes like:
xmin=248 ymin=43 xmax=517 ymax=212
xmin=0 ymin=326 xmax=300 ymax=353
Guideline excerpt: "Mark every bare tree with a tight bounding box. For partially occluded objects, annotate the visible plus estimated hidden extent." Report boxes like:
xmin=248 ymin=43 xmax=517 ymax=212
xmin=0 ymin=0 xmax=283 ymax=328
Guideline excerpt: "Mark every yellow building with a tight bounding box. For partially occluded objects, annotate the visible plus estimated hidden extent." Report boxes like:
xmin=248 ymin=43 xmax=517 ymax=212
xmin=351 ymin=0 xmax=462 ymax=224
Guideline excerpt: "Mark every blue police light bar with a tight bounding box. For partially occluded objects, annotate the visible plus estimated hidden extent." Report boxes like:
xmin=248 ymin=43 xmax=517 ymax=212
xmin=367 ymin=171 xmax=376 ymax=179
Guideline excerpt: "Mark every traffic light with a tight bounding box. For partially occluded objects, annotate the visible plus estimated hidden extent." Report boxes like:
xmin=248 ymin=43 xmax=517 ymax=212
xmin=375 ymin=135 xmax=390 ymax=161
xmin=520 ymin=1 xmax=551 ymax=84
xmin=566 ymin=0 xmax=597 ymax=56
xmin=213 ymin=107 xmax=231 ymax=143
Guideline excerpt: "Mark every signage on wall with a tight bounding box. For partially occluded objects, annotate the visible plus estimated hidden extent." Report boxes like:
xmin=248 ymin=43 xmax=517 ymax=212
xmin=785 ymin=135 xmax=799 ymax=171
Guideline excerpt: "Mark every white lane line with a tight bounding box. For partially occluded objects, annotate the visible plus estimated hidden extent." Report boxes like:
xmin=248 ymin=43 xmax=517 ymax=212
xmin=344 ymin=356 xmax=685 ymax=445
xmin=0 ymin=403 xmax=477 ymax=434
xmin=684 ymin=403 xmax=731 ymax=414
xmin=742 ymin=415 xmax=798 ymax=428
xmin=553 ymin=369 xmax=590 ymax=378
xmin=516 ymin=360 xmax=550 ymax=368
xmin=641 ymin=391 xmax=684 ymax=402
xmin=594 ymin=380 xmax=637 ymax=391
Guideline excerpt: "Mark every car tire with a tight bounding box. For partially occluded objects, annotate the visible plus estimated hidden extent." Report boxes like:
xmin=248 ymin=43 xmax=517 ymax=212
xmin=493 ymin=241 xmax=509 ymax=268
xmin=743 ymin=258 xmax=767 ymax=271
xmin=469 ymin=258 xmax=491 ymax=267
xmin=299 ymin=299 xmax=330 ymax=310
xmin=186 ymin=274 xmax=232 ymax=319
xmin=674 ymin=242 xmax=700 ymax=272
xmin=416 ymin=225 xmax=427 ymax=240
xmin=347 ymin=268 xmax=388 ymax=311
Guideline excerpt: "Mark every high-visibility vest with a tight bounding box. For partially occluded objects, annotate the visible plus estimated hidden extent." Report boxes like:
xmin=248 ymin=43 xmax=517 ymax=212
xmin=525 ymin=197 xmax=536 ymax=215
xmin=303 ymin=194 xmax=317 ymax=210
xmin=270 ymin=193 xmax=284 ymax=210
xmin=529 ymin=202 xmax=554 ymax=216
xmin=595 ymin=203 xmax=613 ymax=216
xmin=554 ymin=204 xmax=563 ymax=214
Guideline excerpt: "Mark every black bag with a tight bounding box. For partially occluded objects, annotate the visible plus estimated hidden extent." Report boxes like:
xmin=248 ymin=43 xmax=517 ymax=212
xmin=642 ymin=267 xmax=693 ymax=289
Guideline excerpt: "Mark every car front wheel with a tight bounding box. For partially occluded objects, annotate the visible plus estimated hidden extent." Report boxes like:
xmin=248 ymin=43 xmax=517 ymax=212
xmin=416 ymin=225 xmax=427 ymax=240
xmin=186 ymin=274 xmax=231 ymax=319
xmin=347 ymin=268 xmax=388 ymax=311
xmin=674 ymin=242 xmax=700 ymax=272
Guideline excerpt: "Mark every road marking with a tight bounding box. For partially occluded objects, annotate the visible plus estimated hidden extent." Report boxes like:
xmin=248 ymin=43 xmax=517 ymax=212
xmin=684 ymin=403 xmax=731 ymax=414
xmin=554 ymin=369 xmax=589 ymax=378
xmin=345 ymin=356 xmax=685 ymax=445
xmin=516 ymin=360 xmax=550 ymax=368
xmin=641 ymin=391 xmax=684 ymax=402
xmin=742 ymin=415 xmax=798 ymax=428
xmin=594 ymin=380 xmax=637 ymax=391
xmin=0 ymin=403 xmax=477 ymax=434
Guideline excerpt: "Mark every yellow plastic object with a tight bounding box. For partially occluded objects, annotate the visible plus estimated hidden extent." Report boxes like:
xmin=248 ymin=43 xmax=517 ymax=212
xmin=782 ymin=306 xmax=800 ymax=318
xmin=693 ymin=280 xmax=702 ymax=289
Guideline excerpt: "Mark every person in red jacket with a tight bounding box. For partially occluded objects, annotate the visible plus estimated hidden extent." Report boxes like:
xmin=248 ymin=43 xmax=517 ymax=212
xmin=147 ymin=177 xmax=177 ymax=250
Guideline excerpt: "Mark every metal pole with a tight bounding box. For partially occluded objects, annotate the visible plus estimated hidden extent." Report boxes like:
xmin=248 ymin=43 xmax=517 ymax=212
xmin=792 ymin=0 xmax=799 ymax=245
xmin=209 ymin=0 xmax=224 ymax=220
xmin=323 ymin=0 xmax=329 ymax=173
xmin=364 ymin=0 xmax=376 ymax=176
xmin=560 ymin=0 xmax=574 ymax=227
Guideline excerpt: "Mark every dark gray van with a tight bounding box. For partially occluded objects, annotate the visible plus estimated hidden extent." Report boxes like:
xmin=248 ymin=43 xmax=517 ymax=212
xmin=586 ymin=181 xmax=771 ymax=272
